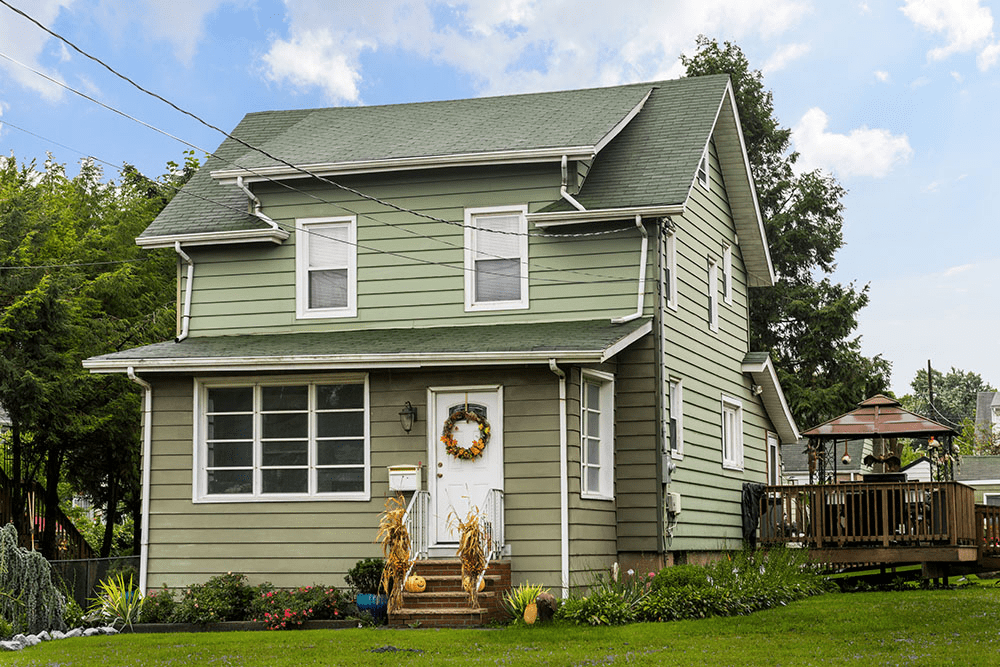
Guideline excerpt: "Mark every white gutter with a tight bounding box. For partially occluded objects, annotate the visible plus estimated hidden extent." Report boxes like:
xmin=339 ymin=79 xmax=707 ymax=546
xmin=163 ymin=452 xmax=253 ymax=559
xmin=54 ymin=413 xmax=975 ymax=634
xmin=235 ymin=176 xmax=281 ymax=232
xmin=549 ymin=359 xmax=570 ymax=598
xmin=611 ymin=215 xmax=649 ymax=324
xmin=174 ymin=242 xmax=194 ymax=342
xmin=136 ymin=228 xmax=288 ymax=249
xmin=529 ymin=204 xmax=684 ymax=228
xmin=127 ymin=367 xmax=152 ymax=594
xmin=560 ymin=155 xmax=587 ymax=212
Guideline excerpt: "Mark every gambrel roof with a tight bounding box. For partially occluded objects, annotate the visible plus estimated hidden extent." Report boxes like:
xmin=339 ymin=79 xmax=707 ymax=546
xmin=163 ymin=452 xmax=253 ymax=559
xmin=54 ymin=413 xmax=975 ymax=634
xmin=138 ymin=75 xmax=773 ymax=285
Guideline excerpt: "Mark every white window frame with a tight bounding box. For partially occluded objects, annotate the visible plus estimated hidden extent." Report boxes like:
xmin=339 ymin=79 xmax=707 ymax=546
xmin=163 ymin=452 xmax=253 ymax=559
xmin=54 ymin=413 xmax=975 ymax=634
xmin=708 ymin=257 xmax=719 ymax=332
xmin=984 ymin=493 xmax=1000 ymax=506
xmin=581 ymin=369 xmax=615 ymax=501
xmin=766 ymin=432 xmax=780 ymax=485
xmin=723 ymin=244 xmax=733 ymax=305
xmin=295 ymin=216 xmax=357 ymax=319
xmin=664 ymin=229 xmax=678 ymax=311
xmin=669 ymin=377 xmax=684 ymax=458
xmin=193 ymin=374 xmax=370 ymax=503
xmin=697 ymin=147 xmax=710 ymax=190
xmin=464 ymin=205 xmax=529 ymax=311
xmin=721 ymin=395 xmax=744 ymax=471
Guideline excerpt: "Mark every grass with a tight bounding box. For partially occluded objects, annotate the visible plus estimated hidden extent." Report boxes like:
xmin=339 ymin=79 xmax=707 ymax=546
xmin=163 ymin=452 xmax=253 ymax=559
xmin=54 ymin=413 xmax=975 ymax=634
xmin=13 ymin=587 xmax=1000 ymax=666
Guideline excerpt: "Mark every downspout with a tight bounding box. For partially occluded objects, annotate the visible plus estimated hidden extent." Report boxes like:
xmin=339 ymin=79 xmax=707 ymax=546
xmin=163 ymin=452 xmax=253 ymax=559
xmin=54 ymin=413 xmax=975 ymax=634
xmin=549 ymin=359 xmax=570 ymax=598
xmin=174 ymin=242 xmax=194 ymax=342
xmin=611 ymin=215 xmax=649 ymax=324
xmin=560 ymin=155 xmax=587 ymax=212
xmin=235 ymin=176 xmax=281 ymax=232
xmin=127 ymin=367 xmax=152 ymax=594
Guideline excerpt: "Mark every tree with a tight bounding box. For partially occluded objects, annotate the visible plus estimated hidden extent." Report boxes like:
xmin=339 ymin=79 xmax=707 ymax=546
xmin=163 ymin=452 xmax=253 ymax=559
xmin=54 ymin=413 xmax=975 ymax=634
xmin=0 ymin=152 xmax=192 ymax=558
xmin=682 ymin=37 xmax=891 ymax=429
xmin=900 ymin=366 xmax=997 ymax=454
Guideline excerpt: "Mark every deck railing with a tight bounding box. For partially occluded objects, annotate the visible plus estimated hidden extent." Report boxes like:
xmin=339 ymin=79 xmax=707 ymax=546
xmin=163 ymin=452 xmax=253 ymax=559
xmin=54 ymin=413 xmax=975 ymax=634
xmin=976 ymin=504 xmax=1000 ymax=558
xmin=0 ymin=468 xmax=94 ymax=560
xmin=759 ymin=481 xmax=977 ymax=549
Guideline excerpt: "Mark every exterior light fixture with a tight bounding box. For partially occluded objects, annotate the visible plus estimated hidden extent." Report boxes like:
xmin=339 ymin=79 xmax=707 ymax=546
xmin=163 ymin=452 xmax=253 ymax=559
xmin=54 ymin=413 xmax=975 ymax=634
xmin=399 ymin=401 xmax=417 ymax=433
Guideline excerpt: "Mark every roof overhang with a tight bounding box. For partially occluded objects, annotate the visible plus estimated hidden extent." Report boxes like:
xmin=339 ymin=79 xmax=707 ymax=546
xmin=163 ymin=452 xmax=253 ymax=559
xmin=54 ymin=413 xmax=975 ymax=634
xmin=742 ymin=353 xmax=799 ymax=444
xmin=83 ymin=319 xmax=652 ymax=375
xmin=136 ymin=228 xmax=289 ymax=249
xmin=529 ymin=205 xmax=685 ymax=228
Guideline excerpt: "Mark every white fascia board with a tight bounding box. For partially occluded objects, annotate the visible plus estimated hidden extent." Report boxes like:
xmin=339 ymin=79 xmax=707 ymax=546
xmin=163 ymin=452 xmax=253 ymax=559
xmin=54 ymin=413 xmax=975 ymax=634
xmin=529 ymin=205 xmax=685 ymax=228
xmin=211 ymin=146 xmax=597 ymax=184
xmin=136 ymin=228 xmax=289 ymax=249
xmin=601 ymin=320 xmax=652 ymax=362
xmin=83 ymin=349 xmax=622 ymax=374
xmin=593 ymin=89 xmax=653 ymax=155
xmin=742 ymin=354 xmax=800 ymax=444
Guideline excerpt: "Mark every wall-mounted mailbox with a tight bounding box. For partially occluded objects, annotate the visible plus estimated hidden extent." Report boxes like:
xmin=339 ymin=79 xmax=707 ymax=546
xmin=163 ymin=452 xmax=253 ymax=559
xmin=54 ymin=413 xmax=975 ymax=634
xmin=387 ymin=464 xmax=421 ymax=492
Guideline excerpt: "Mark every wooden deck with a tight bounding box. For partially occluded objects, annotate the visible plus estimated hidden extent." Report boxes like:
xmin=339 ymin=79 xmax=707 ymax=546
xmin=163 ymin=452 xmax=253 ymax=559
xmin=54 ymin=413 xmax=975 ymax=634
xmin=759 ymin=481 xmax=1000 ymax=568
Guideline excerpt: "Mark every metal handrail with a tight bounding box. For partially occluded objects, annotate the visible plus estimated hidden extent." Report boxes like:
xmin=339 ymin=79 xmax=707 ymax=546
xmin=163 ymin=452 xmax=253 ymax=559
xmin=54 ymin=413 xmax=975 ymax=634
xmin=476 ymin=488 xmax=504 ymax=591
xmin=402 ymin=489 xmax=430 ymax=582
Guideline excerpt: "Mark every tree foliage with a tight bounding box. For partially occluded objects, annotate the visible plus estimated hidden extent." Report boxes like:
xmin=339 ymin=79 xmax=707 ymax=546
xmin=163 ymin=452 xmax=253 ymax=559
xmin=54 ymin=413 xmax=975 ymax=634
xmin=0 ymin=153 xmax=194 ymax=559
xmin=682 ymin=37 xmax=891 ymax=429
xmin=900 ymin=366 xmax=997 ymax=454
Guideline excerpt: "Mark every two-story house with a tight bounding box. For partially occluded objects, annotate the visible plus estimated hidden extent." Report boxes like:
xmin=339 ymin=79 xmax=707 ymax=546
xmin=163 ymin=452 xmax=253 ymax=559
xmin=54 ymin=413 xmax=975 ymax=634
xmin=84 ymin=74 xmax=798 ymax=596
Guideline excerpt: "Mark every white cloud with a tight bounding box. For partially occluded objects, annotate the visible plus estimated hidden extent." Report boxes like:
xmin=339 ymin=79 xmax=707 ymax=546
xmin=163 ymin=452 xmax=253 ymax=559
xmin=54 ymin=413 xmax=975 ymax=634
xmin=0 ymin=0 xmax=75 ymax=101
xmin=762 ymin=43 xmax=811 ymax=74
xmin=950 ymin=70 xmax=964 ymax=82
xmin=900 ymin=0 xmax=1000 ymax=70
xmin=874 ymin=70 xmax=890 ymax=82
xmin=792 ymin=107 xmax=913 ymax=178
xmin=259 ymin=0 xmax=811 ymax=102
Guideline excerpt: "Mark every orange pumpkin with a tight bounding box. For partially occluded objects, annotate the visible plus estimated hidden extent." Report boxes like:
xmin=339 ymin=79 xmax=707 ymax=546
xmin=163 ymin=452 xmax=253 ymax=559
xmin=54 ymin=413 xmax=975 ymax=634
xmin=405 ymin=575 xmax=426 ymax=593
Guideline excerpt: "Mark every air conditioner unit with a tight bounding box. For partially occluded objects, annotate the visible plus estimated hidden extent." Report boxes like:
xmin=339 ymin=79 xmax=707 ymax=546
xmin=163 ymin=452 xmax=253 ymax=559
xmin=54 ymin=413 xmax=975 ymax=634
xmin=666 ymin=492 xmax=682 ymax=515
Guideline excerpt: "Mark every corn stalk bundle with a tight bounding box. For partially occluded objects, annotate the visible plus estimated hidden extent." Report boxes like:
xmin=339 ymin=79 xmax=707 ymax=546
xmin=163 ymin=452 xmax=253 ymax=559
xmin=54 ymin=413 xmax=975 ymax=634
xmin=376 ymin=494 xmax=411 ymax=613
xmin=449 ymin=505 xmax=492 ymax=608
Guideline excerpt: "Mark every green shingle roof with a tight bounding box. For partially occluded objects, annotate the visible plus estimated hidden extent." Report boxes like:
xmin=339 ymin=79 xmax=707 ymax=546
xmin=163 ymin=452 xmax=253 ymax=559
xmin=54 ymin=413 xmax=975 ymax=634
xmin=140 ymin=75 xmax=732 ymax=240
xmin=83 ymin=319 xmax=651 ymax=372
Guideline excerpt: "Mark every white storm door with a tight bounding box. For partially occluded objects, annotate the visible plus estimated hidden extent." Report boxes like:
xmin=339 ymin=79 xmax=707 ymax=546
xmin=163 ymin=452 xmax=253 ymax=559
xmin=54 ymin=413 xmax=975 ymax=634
xmin=429 ymin=387 xmax=504 ymax=545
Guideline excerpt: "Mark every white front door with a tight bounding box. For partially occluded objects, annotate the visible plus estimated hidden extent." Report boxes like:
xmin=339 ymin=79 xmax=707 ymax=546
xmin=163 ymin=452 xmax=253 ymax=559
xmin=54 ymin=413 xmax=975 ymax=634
xmin=428 ymin=386 xmax=504 ymax=545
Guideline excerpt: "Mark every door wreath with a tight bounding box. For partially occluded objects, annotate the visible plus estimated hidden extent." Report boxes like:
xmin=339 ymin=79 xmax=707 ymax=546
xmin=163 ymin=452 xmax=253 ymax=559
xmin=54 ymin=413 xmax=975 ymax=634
xmin=441 ymin=410 xmax=491 ymax=460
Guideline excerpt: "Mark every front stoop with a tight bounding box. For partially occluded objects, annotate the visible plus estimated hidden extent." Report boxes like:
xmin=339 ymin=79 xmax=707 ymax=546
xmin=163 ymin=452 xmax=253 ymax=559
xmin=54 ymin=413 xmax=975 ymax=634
xmin=390 ymin=559 xmax=511 ymax=628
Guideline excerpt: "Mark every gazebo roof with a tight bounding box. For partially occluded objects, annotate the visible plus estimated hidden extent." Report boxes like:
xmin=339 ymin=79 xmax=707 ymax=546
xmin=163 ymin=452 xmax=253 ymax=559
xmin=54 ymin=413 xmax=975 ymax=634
xmin=801 ymin=395 xmax=957 ymax=440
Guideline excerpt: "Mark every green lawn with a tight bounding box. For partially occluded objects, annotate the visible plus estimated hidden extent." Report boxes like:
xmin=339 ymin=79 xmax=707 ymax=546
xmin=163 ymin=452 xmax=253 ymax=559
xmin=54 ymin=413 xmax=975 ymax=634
xmin=13 ymin=587 xmax=1000 ymax=666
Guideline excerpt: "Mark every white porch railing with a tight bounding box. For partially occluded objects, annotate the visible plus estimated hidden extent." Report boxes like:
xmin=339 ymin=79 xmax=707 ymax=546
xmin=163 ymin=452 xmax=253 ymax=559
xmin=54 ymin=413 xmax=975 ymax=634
xmin=402 ymin=490 xmax=431 ymax=579
xmin=476 ymin=488 xmax=505 ymax=590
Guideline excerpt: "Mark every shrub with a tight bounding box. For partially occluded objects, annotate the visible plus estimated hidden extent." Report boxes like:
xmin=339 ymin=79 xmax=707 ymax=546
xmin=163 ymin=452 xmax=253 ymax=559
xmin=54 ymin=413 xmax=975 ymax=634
xmin=139 ymin=586 xmax=177 ymax=624
xmin=345 ymin=558 xmax=385 ymax=596
xmin=556 ymin=589 xmax=638 ymax=626
xmin=173 ymin=572 xmax=270 ymax=624
xmin=502 ymin=583 xmax=546 ymax=623
xmin=255 ymin=586 xmax=348 ymax=630
xmin=0 ymin=523 xmax=66 ymax=635
xmin=651 ymin=564 xmax=710 ymax=591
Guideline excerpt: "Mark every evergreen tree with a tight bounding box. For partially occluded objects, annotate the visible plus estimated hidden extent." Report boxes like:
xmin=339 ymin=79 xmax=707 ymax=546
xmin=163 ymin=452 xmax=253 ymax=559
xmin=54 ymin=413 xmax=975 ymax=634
xmin=682 ymin=37 xmax=890 ymax=430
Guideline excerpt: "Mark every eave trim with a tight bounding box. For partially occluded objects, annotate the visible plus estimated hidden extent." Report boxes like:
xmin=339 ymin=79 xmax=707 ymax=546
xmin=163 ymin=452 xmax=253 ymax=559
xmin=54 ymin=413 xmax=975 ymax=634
xmin=529 ymin=205 xmax=685 ymax=228
xmin=136 ymin=228 xmax=290 ymax=249
xmin=742 ymin=354 xmax=799 ymax=443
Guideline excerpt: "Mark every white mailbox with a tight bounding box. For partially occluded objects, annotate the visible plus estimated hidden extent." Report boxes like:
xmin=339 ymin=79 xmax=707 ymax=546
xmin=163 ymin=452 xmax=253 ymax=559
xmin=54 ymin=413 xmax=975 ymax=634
xmin=387 ymin=464 xmax=421 ymax=492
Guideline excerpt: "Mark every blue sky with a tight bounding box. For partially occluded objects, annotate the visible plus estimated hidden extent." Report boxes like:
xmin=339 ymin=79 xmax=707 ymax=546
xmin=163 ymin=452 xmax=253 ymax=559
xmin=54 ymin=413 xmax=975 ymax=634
xmin=1 ymin=0 xmax=997 ymax=396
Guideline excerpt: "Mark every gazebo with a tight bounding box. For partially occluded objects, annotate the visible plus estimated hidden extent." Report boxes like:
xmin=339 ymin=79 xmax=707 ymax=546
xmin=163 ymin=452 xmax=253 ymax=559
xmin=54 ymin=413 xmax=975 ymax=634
xmin=800 ymin=395 xmax=958 ymax=485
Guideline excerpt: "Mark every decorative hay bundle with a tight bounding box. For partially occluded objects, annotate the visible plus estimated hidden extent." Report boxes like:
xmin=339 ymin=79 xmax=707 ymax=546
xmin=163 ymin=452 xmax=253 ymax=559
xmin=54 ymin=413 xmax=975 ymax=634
xmin=449 ymin=505 xmax=492 ymax=608
xmin=376 ymin=494 xmax=411 ymax=613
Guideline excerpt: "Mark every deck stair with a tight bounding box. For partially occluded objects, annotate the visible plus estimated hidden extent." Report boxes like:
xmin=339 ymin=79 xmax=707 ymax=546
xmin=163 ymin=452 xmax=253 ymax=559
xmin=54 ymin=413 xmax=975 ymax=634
xmin=389 ymin=558 xmax=511 ymax=628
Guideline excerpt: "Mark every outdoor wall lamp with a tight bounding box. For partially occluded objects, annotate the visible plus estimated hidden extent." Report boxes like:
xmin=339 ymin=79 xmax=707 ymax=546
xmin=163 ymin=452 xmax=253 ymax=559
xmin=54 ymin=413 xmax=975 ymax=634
xmin=399 ymin=401 xmax=417 ymax=433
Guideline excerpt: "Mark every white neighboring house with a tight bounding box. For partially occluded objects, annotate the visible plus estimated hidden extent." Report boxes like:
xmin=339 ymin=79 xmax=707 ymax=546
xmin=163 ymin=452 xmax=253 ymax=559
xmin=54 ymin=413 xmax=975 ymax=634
xmin=0 ymin=404 xmax=9 ymax=438
xmin=975 ymin=391 xmax=1000 ymax=438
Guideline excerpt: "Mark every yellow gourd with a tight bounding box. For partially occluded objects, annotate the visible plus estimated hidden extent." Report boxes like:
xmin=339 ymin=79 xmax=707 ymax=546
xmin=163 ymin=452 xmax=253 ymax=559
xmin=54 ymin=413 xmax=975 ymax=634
xmin=405 ymin=575 xmax=426 ymax=593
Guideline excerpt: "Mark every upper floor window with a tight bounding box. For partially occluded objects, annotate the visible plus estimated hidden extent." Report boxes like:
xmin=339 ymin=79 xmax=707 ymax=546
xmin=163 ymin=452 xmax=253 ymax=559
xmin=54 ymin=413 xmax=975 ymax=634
xmin=723 ymin=244 xmax=733 ymax=305
xmin=197 ymin=376 xmax=369 ymax=502
xmin=697 ymin=147 xmax=710 ymax=190
xmin=581 ymin=369 xmax=615 ymax=500
xmin=664 ymin=228 xmax=678 ymax=311
xmin=669 ymin=378 xmax=684 ymax=457
xmin=721 ymin=395 xmax=744 ymax=471
xmin=708 ymin=257 xmax=719 ymax=332
xmin=464 ymin=206 xmax=528 ymax=311
xmin=296 ymin=216 xmax=357 ymax=319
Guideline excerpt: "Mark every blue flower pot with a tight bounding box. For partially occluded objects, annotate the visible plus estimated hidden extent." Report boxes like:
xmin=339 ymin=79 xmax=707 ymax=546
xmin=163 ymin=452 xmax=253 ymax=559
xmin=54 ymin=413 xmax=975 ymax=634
xmin=355 ymin=593 xmax=388 ymax=623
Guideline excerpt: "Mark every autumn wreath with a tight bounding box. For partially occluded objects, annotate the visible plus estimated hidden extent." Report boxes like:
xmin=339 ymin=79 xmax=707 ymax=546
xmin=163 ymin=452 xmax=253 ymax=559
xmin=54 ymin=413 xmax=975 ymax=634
xmin=441 ymin=410 xmax=491 ymax=460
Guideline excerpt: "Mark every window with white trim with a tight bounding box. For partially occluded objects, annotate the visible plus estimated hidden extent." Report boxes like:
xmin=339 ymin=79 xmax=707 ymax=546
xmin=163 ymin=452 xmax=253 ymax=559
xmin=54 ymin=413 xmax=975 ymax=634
xmin=296 ymin=216 xmax=357 ymax=318
xmin=581 ymin=370 xmax=614 ymax=500
xmin=721 ymin=396 xmax=744 ymax=470
xmin=984 ymin=493 xmax=1000 ymax=507
xmin=697 ymin=147 xmax=710 ymax=190
xmin=766 ymin=432 xmax=780 ymax=485
xmin=664 ymin=228 xmax=677 ymax=310
xmin=464 ymin=206 xmax=529 ymax=311
xmin=723 ymin=244 xmax=733 ymax=305
xmin=669 ymin=378 xmax=683 ymax=457
xmin=198 ymin=377 xmax=369 ymax=501
xmin=708 ymin=257 xmax=719 ymax=332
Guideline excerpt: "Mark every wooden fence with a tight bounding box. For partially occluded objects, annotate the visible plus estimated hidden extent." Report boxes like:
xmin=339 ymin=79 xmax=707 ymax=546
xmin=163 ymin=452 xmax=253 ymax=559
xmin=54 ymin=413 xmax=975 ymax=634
xmin=759 ymin=481 xmax=977 ymax=550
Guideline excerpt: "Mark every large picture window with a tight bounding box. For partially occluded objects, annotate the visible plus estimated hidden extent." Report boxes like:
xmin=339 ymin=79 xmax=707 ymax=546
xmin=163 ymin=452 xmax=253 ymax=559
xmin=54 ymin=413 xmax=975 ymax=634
xmin=198 ymin=376 xmax=369 ymax=501
xmin=581 ymin=370 xmax=614 ymax=500
xmin=296 ymin=216 xmax=357 ymax=319
xmin=464 ymin=205 xmax=528 ymax=311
